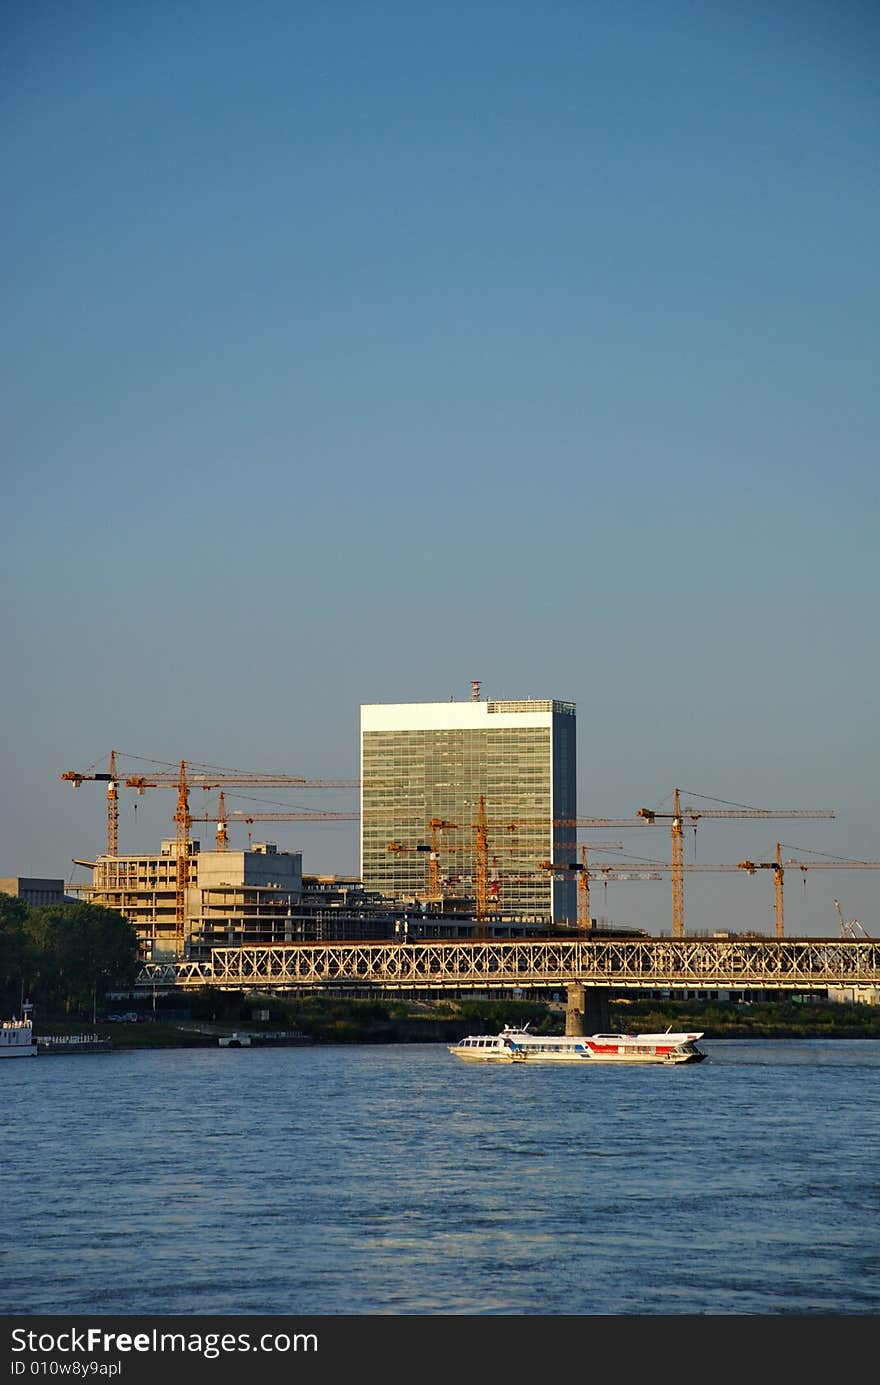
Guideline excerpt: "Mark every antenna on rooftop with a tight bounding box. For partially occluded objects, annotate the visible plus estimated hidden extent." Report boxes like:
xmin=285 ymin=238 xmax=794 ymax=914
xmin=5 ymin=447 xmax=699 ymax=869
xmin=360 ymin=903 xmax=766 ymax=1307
xmin=471 ymin=680 xmax=481 ymax=702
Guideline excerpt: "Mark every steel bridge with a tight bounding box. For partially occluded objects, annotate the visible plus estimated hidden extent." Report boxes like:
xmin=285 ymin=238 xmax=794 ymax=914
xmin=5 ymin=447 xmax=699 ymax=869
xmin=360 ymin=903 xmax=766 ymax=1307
xmin=136 ymin=937 xmax=880 ymax=993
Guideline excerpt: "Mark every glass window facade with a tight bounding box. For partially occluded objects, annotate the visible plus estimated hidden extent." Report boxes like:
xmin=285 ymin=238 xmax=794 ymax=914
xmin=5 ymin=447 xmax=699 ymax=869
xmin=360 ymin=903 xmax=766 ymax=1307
xmin=361 ymin=700 xmax=576 ymax=923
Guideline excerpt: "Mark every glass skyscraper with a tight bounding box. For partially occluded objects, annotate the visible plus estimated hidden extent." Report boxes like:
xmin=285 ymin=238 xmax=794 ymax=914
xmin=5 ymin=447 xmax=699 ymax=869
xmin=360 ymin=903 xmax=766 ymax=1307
xmin=360 ymin=698 xmax=577 ymax=923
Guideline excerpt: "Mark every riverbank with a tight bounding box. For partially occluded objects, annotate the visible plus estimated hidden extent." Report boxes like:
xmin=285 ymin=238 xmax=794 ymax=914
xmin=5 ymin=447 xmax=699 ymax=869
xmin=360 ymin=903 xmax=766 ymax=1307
xmin=30 ymin=993 xmax=880 ymax=1047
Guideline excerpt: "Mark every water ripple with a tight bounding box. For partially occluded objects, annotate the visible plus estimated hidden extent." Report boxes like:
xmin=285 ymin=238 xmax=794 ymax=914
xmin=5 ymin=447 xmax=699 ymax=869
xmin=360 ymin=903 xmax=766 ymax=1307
xmin=6 ymin=1040 xmax=880 ymax=1314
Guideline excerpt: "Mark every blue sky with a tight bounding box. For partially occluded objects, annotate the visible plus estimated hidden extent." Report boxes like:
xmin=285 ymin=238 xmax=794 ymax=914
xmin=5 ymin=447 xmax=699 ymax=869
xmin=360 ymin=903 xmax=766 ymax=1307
xmin=3 ymin=1 xmax=878 ymax=937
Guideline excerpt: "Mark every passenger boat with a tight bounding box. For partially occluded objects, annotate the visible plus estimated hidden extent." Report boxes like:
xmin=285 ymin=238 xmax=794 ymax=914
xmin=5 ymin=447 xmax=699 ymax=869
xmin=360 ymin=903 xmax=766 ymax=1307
xmin=448 ymin=1025 xmax=706 ymax=1065
xmin=1 ymin=1013 xmax=38 ymax=1059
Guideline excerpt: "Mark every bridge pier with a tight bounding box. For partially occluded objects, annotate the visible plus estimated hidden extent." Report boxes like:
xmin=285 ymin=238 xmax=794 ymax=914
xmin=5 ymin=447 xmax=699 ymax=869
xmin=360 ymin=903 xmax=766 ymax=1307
xmin=565 ymin=983 xmax=610 ymax=1036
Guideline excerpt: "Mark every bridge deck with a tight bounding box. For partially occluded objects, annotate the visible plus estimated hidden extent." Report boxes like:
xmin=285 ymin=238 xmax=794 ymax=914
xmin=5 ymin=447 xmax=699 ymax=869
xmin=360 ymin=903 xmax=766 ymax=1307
xmin=136 ymin=938 xmax=880 ymax=992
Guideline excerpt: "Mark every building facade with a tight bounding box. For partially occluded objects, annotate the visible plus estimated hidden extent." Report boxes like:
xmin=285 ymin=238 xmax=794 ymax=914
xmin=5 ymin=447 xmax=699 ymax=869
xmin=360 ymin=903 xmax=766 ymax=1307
xmin=0 ymin=877 xmax=66 ymax=908
xmin=71 ymin=840 xmax=303 ymax=961
xmin=360 ymin=697 xmax=577 ymax=924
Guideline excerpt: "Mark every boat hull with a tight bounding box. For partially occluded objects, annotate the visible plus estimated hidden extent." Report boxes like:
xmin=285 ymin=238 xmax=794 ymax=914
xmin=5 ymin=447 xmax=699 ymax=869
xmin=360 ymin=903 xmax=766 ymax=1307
xmin=448 ymin=1027 xmax=706 ymax=1066
xmin=449 ymin=1047 xmax=704 ymax=1065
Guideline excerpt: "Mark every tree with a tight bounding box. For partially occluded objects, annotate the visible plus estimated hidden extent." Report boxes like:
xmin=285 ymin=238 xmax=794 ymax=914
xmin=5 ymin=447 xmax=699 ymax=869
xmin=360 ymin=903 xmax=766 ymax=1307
xmin=25 ymin=902 xmax=140 ymax=1016
xmin=0 ymin=892 xmax=33 ymax=1013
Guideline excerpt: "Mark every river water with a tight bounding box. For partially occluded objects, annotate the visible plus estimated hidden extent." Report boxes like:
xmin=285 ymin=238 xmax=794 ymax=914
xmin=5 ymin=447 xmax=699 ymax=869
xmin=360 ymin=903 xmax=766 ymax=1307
xmin=4 ymin=1039 xmax=879 ymax=1315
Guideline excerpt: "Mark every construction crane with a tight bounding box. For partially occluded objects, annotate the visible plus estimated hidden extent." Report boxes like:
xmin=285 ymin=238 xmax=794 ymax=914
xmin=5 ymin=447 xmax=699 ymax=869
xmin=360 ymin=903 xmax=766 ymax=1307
xmin=474 ymin=796 xmax=489 ymax=927
xmin=125 ymin=760 xmax=361 ymax=954
xmin=834 ymin=899 xmax=869 ymax=939
xmin=425 ymin=818 xmax=458 ymax=903
xmin=119 ymin=758 xmax=354 ymax=954
xmin=62 ymin=753 xmax=357 ymax=856
xmin=389 ymin=809 xmax=488 ymax=915
xmin=388 ymin=797 xmax=515 ymax=931
xmin=636 ymin=789 xmax=835 ymax=938
xmin=391 ymin=793 xmax=636 ymax=926
xmin=739 ymin=845 xmax=880 ymax=939
xmin=498 ymin=816 xmax=652 ymax=830
xmin=124 ymin=764 xmax=359 ymax=792
xmin=537 ymin=843 xmax=624 ymax=929
xmin=61 ymin=751 xmax=120 ymax=856
xmin=191 ymin=790 xmax=360 ymax=850
xmin=737 ymin=843 xmax=786 ymax=939
xmin=390 ymin=817 xmax=460 ymax=905
xmin=540 ymin=855 xmax=751 ymax=934
xmin=173 ymin=761 xmax=191 ymax=945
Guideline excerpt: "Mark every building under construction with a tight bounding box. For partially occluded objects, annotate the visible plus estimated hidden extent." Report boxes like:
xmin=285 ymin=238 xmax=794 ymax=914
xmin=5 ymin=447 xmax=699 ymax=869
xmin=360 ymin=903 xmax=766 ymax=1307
xmin=70 ymin=839 xmax=557 ymax=962
xmin=70 ymin=840 xmax=303 ymax=960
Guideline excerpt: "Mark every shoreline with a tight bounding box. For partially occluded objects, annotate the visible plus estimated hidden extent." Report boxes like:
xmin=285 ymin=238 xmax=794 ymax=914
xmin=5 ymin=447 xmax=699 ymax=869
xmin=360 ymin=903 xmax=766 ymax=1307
xmin=27 ymin=995 xmax=880 ymax=1049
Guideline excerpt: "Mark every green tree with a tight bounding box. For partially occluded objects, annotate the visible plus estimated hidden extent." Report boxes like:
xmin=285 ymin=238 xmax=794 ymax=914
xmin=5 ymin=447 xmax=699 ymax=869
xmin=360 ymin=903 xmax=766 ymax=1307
xmin=0 ymin=892 xmax=34 ymax=1013
xmin=25 ymin=903 xmax=140 ymax=1016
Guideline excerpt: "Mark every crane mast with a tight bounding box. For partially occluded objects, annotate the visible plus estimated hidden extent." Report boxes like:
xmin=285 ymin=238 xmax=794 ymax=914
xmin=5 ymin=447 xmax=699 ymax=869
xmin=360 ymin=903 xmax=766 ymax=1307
xmin=738 ymin=843 xmax=785 ymax=938
xmin=173 ymin=760 xmax=191 ymax=952
xmin=578 ymin=845 xmax=590 ymax=930
xmin=60 ymin=751 xmax=120 ymax=856
xmin=670 ymin=788 xmax=684 ymax=940
xmin=107 ymin=750 xmax=118 ymax=858
xmin=475 ymin=795 xmax=489 ymax=934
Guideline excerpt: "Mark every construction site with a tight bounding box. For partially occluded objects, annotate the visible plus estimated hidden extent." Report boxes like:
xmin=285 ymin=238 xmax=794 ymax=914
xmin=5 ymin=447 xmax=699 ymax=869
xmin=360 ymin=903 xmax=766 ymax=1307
xmin=52 ymin=693 xmax=879 ymax=972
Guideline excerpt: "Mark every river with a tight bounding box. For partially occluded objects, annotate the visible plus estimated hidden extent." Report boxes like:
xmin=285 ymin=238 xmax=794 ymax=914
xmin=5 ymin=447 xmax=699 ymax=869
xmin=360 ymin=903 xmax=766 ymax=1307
xmin=5 ymin=1039 xmax=879 ymax=1315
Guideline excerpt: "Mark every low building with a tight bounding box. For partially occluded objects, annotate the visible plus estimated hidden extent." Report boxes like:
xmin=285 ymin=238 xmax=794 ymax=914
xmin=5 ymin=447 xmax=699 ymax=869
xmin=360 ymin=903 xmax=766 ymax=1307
xmin=0 ymin=876 xmax=66 ymax=908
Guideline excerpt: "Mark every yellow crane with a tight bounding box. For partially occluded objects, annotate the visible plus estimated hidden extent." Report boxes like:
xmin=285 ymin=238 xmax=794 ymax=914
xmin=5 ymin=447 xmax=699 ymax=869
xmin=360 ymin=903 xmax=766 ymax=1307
xmin=739 ymin=845 xmax=880 ymax=938
xmin=389 ymin=803 xmax=492 ymax=923
xmin=537 ymin=843 xmax=625 ymax=929
xmin=192 ymin=790 xmax=360 ymax=850
xmin=392 ymin=796 xmax=635 ymax=929
xmin=540 ymin=855 xmax=748 ymax=933
xmin=125 ymin=761 xmax=360 ymax=952
xmin=636 ymin=789 xmax=835 ymax=938
xmin=64 ymin=756 xmax=357 ymax=955
xmin=61 ymin=750 xmax=120 ymax=856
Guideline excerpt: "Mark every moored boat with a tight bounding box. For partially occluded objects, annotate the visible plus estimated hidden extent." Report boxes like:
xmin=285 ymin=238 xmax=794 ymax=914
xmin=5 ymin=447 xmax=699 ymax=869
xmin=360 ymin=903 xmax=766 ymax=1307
xmin=219 ymin=1029 xmax=312 ymax=1048
xmin=1 ymin=1011 xmax=38 ymax=1059
xmin=448 ymin=1024 xmax=706 ymax=1065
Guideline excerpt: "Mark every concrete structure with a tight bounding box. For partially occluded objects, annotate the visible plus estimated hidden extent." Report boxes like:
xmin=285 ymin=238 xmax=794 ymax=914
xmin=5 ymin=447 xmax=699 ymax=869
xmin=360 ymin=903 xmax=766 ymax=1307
xmin=0 ymin=877 xmax=66 ymax=908
xmin=360 ymin=696 xmax=577 ymax=923
xmin=827 ymin=985 xmax=879 ymax=1006
xmin=70 ymin=840 xmax=303 ymax=961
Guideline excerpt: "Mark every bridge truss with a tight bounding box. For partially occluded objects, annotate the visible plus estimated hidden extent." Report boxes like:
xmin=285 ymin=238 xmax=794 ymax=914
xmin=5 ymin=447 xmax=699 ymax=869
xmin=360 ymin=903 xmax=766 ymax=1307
xmin=136 ymin=938 xmax=880 ymax=993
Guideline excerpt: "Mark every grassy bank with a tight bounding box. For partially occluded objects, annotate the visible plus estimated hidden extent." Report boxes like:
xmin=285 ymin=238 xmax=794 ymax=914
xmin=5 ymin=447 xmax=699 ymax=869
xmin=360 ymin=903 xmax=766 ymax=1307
xmin=609 ymin=997 xmax=880 ymax=1040
xmin=31 ymin=993 xmax=880 ymax=1047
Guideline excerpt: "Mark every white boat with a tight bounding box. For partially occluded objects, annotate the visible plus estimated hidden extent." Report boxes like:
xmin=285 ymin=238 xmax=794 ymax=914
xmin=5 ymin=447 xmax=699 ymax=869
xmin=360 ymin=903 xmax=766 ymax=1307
xmin=448 ymin=1024 xmax=706 ymax=1065
xmin=1 ymin=1013 xmax=38 ymax=1059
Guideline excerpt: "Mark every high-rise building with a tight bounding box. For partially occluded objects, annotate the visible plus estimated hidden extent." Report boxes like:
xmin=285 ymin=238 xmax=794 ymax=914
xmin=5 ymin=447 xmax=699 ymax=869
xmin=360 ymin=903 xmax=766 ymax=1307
xmin=360 ymin=697 xmax=577 ymax=923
